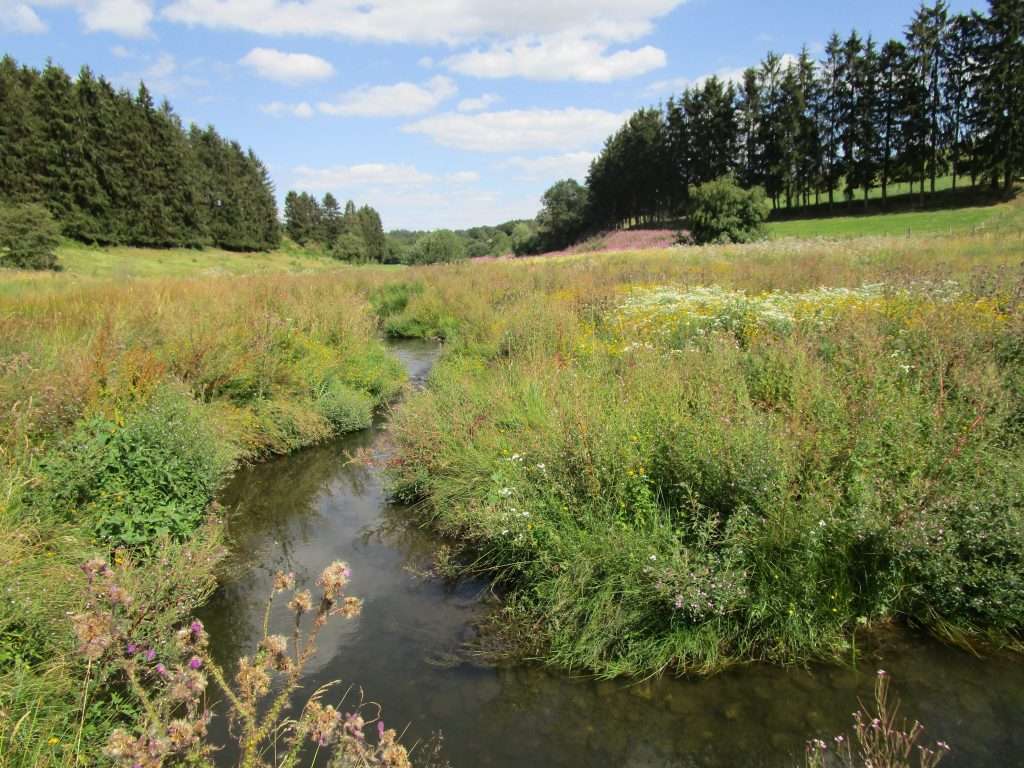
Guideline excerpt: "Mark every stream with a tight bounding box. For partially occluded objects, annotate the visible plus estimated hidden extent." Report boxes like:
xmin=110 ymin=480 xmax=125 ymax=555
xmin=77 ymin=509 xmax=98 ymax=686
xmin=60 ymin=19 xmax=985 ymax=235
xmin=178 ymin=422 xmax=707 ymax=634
xmin=199 ymin=338 xmax=1024 ymax=768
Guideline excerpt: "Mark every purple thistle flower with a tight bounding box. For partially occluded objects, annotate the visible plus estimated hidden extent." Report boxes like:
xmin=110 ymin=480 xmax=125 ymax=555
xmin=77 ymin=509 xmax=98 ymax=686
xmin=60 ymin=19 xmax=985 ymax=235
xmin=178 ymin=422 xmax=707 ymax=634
xmin=126 ymin=642 xmax=138 ymax=655
xmin=144 ymin=648 xmax=156 ymax=662
xmin=190 ymin=620 xmax=204 ymax=637
xmin=155 ymin=663 xmax=168 ymax=677
xmin=377 ymin=721 xmax=385 ymax=739
xmin=189 ymin=656 xmax=203 ymax=670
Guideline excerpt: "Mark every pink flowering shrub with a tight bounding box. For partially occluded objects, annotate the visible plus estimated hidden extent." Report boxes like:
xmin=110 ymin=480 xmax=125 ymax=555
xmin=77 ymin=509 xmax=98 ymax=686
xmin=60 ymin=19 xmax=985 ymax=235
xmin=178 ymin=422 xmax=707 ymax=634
xmin=804 ymin=671 xmax=951 ymax=768
xmin=70 ymin=557 xmax=415 ymax=768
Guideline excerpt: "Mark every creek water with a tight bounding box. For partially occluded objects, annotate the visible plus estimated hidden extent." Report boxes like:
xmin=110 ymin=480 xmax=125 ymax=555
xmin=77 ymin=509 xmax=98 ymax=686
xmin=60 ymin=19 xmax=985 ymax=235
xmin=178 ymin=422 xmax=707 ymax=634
xmin=200 ymin=338 xmax=1024 ymax=768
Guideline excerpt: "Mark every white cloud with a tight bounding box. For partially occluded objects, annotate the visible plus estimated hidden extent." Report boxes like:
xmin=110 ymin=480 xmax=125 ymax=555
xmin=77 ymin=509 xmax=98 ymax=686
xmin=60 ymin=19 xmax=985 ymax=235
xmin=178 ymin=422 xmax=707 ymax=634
xmin=445 ymin=34 xmax=666 ymax=82
xmin=317 ymin=76 xmax=456 ymax=118
xmin=239 ymin=48 xmax=334 ymax=85
xmin=160 ymin=0 xmax=685 ymax=46
xmin=501 ymin=152 xmax=595 ymax=182
xmin=417 ymin=56 xmax=434 ymax=69
xmin=446 ymin=170 xmax=480 ymax=183
xmin=110 ymin=44 xmax=135 ymax=58
xmin=80 ymin=0 xmax=152 ymax=36
xmin=457 ymin=93 xmax=501 ymax=112
xmin=1 ymin=2 xmax=47 ymax=33
xmin=293 ymin=163 xmax=435 ymax=191
xmin=403 ymin=107 xmax=628 ymax=153
xmin=22 ymin=0 xmax=153 ymax=36
xmin=646 ymin=53 xmax=798 ymax=95
xmin=116 ymin=52 xmax=208 ymax=96
xmin=261 ymin=101 xmax=315 ymax=119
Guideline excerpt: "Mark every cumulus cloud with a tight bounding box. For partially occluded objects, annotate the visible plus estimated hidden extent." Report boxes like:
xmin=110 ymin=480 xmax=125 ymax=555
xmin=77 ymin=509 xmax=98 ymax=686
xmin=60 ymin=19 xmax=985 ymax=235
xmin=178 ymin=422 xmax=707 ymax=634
xmin=317 ymin=76 xmax=457 ymax=118
xmin=261 ymin=101 xmax=315 ymax=119
xmin=25 ymin=0 xmax=155 ymax=37
xmin=239 ymin=48 xmax=334 ymax=85
xmin=116 ymin=52 xmax=208 ymax=96
xmin=457 ymin=93 xmax=501 ymax=113
xmin=445 ymin=34 xmax=666 ymax=82
xmin=403 ymin=108 xmax=628 ymax=153
xmin=500 ymin=152 xmax=596 ymax=182
xmin=446 ymin=170 xmax=480 ymax=183
xmin=1 ymin=2 xmax=47 ymax=33
xmin=160 ymin=0 xmax=684 ymax=45
xmin=292 ymin=163 xmax=435 ymax=191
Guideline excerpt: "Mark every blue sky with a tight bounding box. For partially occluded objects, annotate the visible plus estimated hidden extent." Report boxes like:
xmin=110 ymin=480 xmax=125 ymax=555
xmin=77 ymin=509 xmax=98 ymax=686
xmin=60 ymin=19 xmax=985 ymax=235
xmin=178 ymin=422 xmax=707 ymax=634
xmin=2 ymin=0 xmax=981 ymax=230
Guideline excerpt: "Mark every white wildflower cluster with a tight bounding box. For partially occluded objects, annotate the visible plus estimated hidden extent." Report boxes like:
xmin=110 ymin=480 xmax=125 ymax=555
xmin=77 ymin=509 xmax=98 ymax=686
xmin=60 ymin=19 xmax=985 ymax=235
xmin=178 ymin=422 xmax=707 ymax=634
xmin=613 ymin=282 xmax=960 ymax=351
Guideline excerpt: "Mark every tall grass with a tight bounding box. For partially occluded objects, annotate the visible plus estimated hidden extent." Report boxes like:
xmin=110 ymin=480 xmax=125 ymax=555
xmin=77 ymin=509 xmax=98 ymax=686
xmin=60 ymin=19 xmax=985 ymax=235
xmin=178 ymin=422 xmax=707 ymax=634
xmin=382 ymin=228 xmax=1024 ymax=677
xmin=0 ymin=273 xmax=405 ymax=765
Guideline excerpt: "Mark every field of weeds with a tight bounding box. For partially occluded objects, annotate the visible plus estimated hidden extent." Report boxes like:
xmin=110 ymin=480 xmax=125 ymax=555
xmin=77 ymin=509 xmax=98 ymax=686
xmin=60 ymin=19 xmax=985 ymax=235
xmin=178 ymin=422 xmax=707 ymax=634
xmin=1 ymin=217 xmax=1023 ymax=763
xmin=0 ymin=273 xmax=404 ymax=765
xmin=382 ymin=227 xmax=1024 ymax=676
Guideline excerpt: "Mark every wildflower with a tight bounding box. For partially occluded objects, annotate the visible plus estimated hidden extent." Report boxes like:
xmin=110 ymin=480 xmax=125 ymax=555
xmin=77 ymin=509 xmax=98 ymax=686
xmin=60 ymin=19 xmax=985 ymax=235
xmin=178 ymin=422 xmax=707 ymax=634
xmin=144 ymin=648 xmax=157 ymax=662
xmin=674 ymin=595 xmax=685 ymax=610
xmin=343 ymin=711 xmax=366 ymax=740
xmin=236 ymin=656 xmax=270 ymax=698
xmin=378 ymin=720 xmax=386 ymax=739
xmin=877 ymin=669 xmax=887 ymax=677
xmin=289 ymin=589 xmax=313 ymax=614
xmin=106 ymin=584 xmax=132 ymax=606
xmin=81 ymin=559 xmax=110 ymax=581
xmin=336 ymin=596 xmax=363 ymax=619
xmin=167 ymin=667 xmax=207 ymax=703
xmin=318 ymin=561 xmax=351 ymax=600
xmin=47 ymin=737 xmax=59 ymax=746
xmin=126 ymin=642 xmax=139 ymax=656
xmin=260 ymin=635 xmax=292 ymax=671
xmin=167 ymin=719 xmax=199 ymax=751
xmin=154 ymin=663 xmax=168 ymax=677
xmin=307 ymin=702 xmax=342 ymax=746
xmin=649 ymin=554 xmax=657 ymax=561
xmin=71 ymin=612 xmax=115 ymax=660
xmin=818 ymin=520 xmax=826 ymax=528
xmin=188 ymin=655 xmax=203 ymax=670
xmin=273 ymin=571 xmax=296 ymax=593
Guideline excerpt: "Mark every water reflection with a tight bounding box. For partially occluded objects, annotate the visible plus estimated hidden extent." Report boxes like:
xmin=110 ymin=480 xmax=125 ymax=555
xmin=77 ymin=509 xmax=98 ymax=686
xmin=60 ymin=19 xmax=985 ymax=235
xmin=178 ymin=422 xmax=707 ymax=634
xmin=200 ymin=339 xmax=1024 ymax=768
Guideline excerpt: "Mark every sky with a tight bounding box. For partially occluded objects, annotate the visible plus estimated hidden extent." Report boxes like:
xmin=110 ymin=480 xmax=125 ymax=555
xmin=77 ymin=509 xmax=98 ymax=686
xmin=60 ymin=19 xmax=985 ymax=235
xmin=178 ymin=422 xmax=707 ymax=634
xmin=1 ymin=0 xmax=983 ymax=231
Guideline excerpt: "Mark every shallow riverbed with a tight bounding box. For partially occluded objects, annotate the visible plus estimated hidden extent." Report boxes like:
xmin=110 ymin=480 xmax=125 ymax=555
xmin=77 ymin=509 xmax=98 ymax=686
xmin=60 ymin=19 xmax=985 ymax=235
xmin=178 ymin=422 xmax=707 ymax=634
xmin=199 ymin=338 xmax=1024 ymax=768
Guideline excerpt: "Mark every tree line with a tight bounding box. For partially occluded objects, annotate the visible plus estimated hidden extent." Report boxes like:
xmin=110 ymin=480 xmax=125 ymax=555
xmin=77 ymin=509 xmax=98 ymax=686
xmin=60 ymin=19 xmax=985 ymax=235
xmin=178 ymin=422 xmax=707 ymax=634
xmin=0 ymin=55 xmax=280 ymax=251
xmin=283 ymin=191 xmax=388 ymax=262
xmin=585 ymin=0 xmax=1023 ymax=230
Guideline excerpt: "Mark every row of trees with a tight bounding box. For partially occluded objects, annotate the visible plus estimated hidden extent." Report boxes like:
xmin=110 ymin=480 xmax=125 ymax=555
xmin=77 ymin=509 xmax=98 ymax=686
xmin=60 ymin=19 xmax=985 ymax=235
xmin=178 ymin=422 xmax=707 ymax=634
xmin=283 ymin=191 xmax=387 ymax=262
xmin=0 ymin=56 xmax=280 ymax=250
xmin=586 ymin=0 xmax=1023 ymax=229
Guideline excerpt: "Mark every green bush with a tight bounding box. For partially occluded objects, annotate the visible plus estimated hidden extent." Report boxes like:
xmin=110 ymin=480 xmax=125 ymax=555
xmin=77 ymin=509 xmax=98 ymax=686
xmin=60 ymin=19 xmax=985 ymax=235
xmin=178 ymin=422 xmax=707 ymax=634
xmin=27 ymin=387 xmax=233 ymax=548
xmin=369 ymin=281 xmax=424 ymax=319
xmin=315 ymin=379 xmax=374 ymax=432
xmin=686 ymin=177 xmax=771 ymax=245
xmin=406 ymin=230 xmax=466 ymax=265
xmin=330 ymin=231 xmax=368 ymax=262
xmin=0 ymin=202 xmax=62 ymax=270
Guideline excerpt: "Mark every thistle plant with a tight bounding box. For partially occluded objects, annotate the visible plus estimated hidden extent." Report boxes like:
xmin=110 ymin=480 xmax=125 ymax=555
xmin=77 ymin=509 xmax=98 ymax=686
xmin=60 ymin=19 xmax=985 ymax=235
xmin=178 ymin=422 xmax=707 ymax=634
xmin=804 ymin=671 xmax=951 ymax=768
xmin=70 ymin=557 xmax=413 ymax=768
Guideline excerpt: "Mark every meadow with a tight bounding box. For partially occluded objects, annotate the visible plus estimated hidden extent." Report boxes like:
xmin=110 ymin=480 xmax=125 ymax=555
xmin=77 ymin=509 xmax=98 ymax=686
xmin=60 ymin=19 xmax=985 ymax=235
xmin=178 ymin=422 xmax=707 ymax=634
xmin=0 ymin=204 xmax=1022 ymax=764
